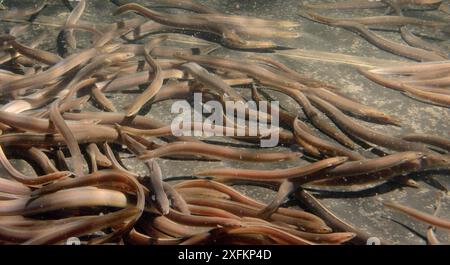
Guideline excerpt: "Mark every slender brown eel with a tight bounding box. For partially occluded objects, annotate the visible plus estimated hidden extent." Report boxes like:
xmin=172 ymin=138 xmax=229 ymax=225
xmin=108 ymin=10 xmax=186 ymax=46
xmin=401 ymin=133 xmax=450 ymax=152
xmin=384 ymin=202 xmax=450 ymax=230
xmin=196 ymin=157 xmax=348 ymax=180
xmin=139 ymin=141 xmax=301 ymax=162
xmin=126 ymin=36 xmax=167 ymax=116
xmin=143 ymin=159 xmax=170 ymax=215
xmin=64 ymin=0 xmax=86 ymax=49
xmin=49 ymin=101 xmax=84 ymax=177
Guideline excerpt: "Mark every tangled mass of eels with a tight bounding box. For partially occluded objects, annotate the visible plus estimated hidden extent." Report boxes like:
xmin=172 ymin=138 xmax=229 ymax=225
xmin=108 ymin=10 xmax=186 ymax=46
xmin=0 ymin=0 xmax=448 ymax=245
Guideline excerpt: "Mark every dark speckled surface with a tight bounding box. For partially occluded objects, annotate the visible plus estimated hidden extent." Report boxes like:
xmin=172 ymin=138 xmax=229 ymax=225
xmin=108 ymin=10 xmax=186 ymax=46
xmin=0 ymin=0 xmax=449 ymax=244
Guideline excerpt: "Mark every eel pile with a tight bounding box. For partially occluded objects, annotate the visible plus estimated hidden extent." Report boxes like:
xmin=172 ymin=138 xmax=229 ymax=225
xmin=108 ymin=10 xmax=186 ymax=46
xmin=302 ymin=0 xmax=449 ymax=62
xmin=359 ymin=61 xmax=450 ymax=107
xmin=301 ymin=2 xmax=450 ymax=107
xmin=0 ymin=0 xmax=448 ymax=245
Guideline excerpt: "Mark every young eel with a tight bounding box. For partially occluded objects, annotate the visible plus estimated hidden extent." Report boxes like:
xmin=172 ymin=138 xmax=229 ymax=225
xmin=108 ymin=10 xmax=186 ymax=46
xmin=49 ymin=101 xmax=84 ymax=177
xmin=196 ymin=156 xmax=348 ymax=180
xmin=126 ymin=36 xmax=168 ymax=116
xmin=138 ymin=141 xmax=301 ymax=162
xmin=384 ymin=202 xmax=450 ymax=230
xmin=401 ymin=133 xmax=450 ymax=152
xmin=63 ymin=0 xmax=86 ymax=49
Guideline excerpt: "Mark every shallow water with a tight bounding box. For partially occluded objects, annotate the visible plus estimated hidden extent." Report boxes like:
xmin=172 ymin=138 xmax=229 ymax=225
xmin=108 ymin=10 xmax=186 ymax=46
xmin=0 ymin=0 xmax=449 ymax=244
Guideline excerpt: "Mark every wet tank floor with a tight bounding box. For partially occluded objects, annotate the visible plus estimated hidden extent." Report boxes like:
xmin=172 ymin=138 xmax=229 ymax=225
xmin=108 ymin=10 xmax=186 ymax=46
xmin=0 ymin=0 xmax=449 ymax=244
